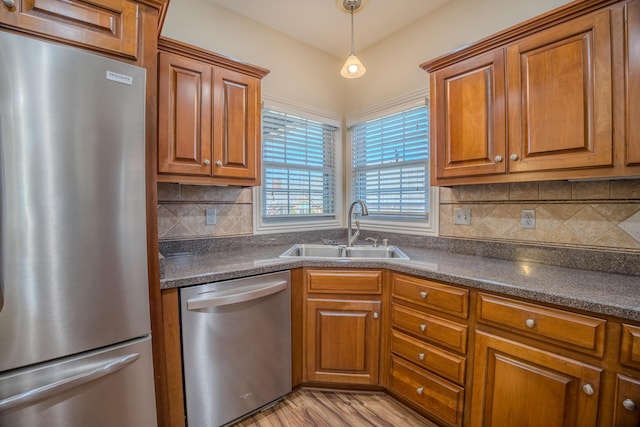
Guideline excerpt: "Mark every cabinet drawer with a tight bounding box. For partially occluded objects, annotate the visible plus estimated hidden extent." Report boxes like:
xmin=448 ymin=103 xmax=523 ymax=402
xmin=613 ymin=374 xmax=640 ymax=427
xmin=391 ymin=330 xmax=466 ymax=385
xmin=389 ymin=355 xmax=464 ymax=427
xmin=305 ymin=269 xmax=383 ymax=295
xmin=392 ymin=273 xmax=469 ymax=318
xmin=477 ymin=293 xmax=606 ymax=357
xmin=392 ymin=304 xmax=467 ymax=354
xmin=621 ymin=324 xmax=640 ymax=369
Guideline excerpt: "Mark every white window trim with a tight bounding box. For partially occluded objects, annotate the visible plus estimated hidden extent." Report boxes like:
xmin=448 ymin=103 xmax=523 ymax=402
xmin=346 ymin=89 xmax=439 ymax=237
xmin=253 ymin=95 xmax=344 ymax=235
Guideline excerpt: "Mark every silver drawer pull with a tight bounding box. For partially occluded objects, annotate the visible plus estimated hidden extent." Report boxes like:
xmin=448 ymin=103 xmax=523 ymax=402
xmin=418 ymin=353 xmax=425 ymax=361
xmin=494 ymin=155 xmax=503 ymax=162
xmin=419 ymin=291 xmax=428 ymax=299
xmin=582 ymin=384 xmax=595 ymax=396
xmin=216 ymin=160 xmax=223 ymax=167
xmin=622 ymin=398 xmax=637 ymax=412
xmin=416 ymin=387 xmax=424 ymax=395
xmin=203 ymin=159 xmax=210 ymax=165
xmin=419 ymin=324 xmax=427 ymax=332
xmin=373 ymin=312 xmax=379 ymax=319
xmin=510 ymin=153 xmax=519 ymax=161
xmin=525 ymin=318 xmax=536 ymax=328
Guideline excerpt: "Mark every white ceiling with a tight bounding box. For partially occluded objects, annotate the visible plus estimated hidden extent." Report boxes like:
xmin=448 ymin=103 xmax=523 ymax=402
xmin=205 ymin=0 xmax=451 ymax=58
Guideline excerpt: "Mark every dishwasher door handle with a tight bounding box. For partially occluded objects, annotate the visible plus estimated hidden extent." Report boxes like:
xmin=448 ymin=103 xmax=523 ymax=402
xmin=186 ymin=280 xmax=288 ymax=311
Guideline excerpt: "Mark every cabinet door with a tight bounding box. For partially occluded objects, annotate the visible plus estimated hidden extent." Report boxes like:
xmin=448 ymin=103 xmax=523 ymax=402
xmin=506 ymin=9 xmax=613 ymax=173
xmin=470 ymin=332 xmax=602 ymax=427
xmin=431 ymin=49 xmax=506 ymax=180
xmin=0 ymin=0 xmax=138 ymax=58
xmin=612 ymin=375 xmax=640 ymax=427
xmin=626 ymin=0 xmax=640 ymax=166
xmin=212 ymin=68 xmax=260 ymax=182
xmin=305 ymin=298 xmax=380 ymax=385
xmin=158 ymin=52 xmax=212 ymax=176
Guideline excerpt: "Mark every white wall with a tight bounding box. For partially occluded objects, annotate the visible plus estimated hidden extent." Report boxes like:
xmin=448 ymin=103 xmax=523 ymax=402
xmin=161 ymin=0 xmax=345 ymax=114
xmin=163 ymin=0 xmax=572 ymax=115
xmin=346 ymin=0 xmax=573 ymax=112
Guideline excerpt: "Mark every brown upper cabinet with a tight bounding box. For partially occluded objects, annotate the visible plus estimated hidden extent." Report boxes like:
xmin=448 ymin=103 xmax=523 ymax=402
xmin=0 ymin=0 xmax=141 ymax=59
xmin=157 ymin=37 xmax=269 ymax=186
xmin=422 ymin=0 xmax=640 ymax=186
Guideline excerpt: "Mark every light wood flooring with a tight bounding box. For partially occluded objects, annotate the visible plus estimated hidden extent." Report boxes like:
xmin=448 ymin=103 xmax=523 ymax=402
xmin=230 ymin=388 xmax=439 ymax=427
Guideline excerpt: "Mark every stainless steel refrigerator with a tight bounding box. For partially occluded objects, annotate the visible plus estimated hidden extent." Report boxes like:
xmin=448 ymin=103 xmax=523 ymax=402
xmin=0 ymin=31 xmax=157 ymax=426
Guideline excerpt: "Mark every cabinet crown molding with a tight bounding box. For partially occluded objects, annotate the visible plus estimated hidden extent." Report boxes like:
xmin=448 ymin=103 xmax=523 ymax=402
xmin=158 ymin=37 xmax=270 ymax=79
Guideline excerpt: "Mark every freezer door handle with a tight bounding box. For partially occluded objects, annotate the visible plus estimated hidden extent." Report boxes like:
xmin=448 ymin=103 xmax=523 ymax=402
xmin=187 ymin=280 xmax=288 ymax=311
xmin=0 ymin=353 xmax=140 ymax=412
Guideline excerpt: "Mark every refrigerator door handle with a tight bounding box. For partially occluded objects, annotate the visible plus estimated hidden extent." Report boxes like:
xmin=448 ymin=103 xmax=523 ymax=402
xmin=0 ymin=353 xmax=140 ymax=412
xmin=187 ymin=280 xmax=288 ymax=310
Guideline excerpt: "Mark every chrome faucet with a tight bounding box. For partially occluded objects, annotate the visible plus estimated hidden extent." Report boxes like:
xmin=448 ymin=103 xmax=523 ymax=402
xmin=347 ymin=200 xmax=368 ymax=247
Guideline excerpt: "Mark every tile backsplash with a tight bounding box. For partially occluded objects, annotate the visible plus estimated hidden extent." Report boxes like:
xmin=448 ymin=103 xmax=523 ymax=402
xmin=158 ymin=180 xmax=640 ymax=252
xmin=158 ymin=184 xmax=253 ymax=240
xmin=439 ymin=180 xmax=640 ymax=251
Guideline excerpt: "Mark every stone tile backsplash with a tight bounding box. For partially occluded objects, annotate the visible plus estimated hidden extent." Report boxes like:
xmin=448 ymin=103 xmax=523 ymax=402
xmin=439 ymin=180 xmax=640 ymax=251
xmin=158 ymin=183 xmax=253 ymax=240
xmin=158 ymin=179 xmax=640 ymax=252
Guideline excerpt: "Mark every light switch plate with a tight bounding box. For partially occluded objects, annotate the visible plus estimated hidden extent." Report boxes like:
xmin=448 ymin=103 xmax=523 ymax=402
xmin=206 ymin=208 xmax=217 ymax=225
xmin=454 ymin=208 xmax=471 ymax=225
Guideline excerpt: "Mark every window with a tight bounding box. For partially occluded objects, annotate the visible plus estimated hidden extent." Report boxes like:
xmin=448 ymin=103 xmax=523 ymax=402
xmin=255 ymin=101 xmax=341 ymax=233
xmin=352 ymin=105 xmax=430 ymax=216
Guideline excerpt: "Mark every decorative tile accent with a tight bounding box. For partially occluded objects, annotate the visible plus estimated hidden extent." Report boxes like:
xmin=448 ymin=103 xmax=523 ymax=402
xmin=572 ymin=181 xmax=610 ymax=200
xmin=509 ymin=182 xmax=539 ymax=200
xmin=539 ymin=181 xmax=572 ymax=200
xmin=484 ymin=184 xmax=510 ymax=201
xmin=619 ymin=210 xmax=640 ymax=243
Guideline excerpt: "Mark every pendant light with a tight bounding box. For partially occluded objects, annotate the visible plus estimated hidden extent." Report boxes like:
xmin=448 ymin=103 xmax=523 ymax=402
xmin=340 ymin=0 xmax=366 ymax=79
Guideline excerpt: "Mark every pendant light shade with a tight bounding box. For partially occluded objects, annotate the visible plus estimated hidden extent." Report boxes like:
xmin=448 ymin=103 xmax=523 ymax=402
xmin=341 ymin=54 xmax=366 ymax=78
xmin=340 ymin=0 xmax=366 ymax=79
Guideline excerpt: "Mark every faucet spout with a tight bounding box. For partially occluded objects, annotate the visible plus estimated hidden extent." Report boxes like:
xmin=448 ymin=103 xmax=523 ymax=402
xmin=347 ymin=200 xmax=368 ymax=247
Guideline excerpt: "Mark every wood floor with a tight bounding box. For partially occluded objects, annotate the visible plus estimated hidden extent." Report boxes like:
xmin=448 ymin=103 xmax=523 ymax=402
xmin=229 ymin=388 xmax=439 ymax=427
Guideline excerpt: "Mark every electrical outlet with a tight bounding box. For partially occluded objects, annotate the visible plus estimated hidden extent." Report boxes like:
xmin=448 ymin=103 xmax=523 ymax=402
xmin=453 ymin=208 xmax=471 ymax=225
xmin=521 ymin=209 xmax=536 ymax=229
xmin=206 ymin=208 xmax=217 ymax=225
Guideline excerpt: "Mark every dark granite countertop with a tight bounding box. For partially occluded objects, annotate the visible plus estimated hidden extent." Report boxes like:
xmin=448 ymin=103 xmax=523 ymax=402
xmin=160 ymin=243 xmax=640 ymax=322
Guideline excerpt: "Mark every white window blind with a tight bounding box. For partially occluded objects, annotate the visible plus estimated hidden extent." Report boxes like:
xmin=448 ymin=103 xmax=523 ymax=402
xmin=262 ymin=109 xmax=337 ymax=219
xmin=351 ymin=105 xmax=429 ymax=217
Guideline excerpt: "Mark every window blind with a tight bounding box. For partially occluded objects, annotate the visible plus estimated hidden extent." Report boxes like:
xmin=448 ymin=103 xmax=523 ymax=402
xmin=262 ymin=109 xmax=337 ymax=218
xmin=351 ymin=105 xmax=429 ymax=217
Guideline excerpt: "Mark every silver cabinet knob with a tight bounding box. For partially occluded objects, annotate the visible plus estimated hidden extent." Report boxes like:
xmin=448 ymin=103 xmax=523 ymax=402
xmin=418 ymin=353 xmax=425 ymax=361
xmin=525 ymin=318 xmax=536 ymax=328
xmin=416 ymin=387 xmax=424 ymax=395
xmin=622 ymin=399 xmax=637 ymax=411
xmin=510 ymin=153 xmax=519 ymax=161
xmin=419 ymin=324 xmax=427 ymax=332
xmin=419 ymin=291 xmax=428 ymax=299
xmin=2 ymin=0 xmax=15 ymax=9
xmin=216 ymin=160 xmax=223 ymax=167
xmin=495 ymin=155 xmax=503 ymax=162
xmin=203 ymin=159 xmax=211 ymax=165
xmin=373 ymin=312 xmax=379 ymax=319
xmin=582 ymin=384 xmax=595 ymax=396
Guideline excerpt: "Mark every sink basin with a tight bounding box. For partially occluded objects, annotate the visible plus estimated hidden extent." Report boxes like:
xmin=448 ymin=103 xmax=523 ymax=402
xmin=279 ymin=244 xmax=409 ymax=260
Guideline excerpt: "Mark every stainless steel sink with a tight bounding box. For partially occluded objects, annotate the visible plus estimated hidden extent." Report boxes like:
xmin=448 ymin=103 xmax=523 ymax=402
xmin=279 ymin=244 xmax=409 ymax=260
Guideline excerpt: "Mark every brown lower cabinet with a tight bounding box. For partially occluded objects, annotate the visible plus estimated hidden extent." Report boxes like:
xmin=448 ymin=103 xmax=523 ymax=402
xmin=470 ymin=331 xmax=602 ymax=426
xmin=302 ymin=268 xmax=384 ymax=385
xmin=161 ymin=268 xmax=640 ymax=427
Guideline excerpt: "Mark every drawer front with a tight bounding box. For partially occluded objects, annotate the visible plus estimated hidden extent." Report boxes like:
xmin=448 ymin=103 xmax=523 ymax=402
xmin=305 ymin=269 xmax=383 ymax=295
xmin=477 ymin=293 xmax=606 ymax=357
xmin=391 ymin=330 xmax=466 ymax=385
xmin=621 ymin=324 xmax=640 ymax=369
xmin=392 ymin=304 xmax=467 ymax=354
xmin=392 ymin=274 xmax=469 ymax=318
xmin=613 ymin=374 xmax=640 ymax=427
xmin=389 ymin=355 xmax=464 ymax=427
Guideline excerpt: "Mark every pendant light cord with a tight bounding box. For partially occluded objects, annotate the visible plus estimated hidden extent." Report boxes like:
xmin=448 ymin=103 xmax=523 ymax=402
xmin=350 ymin=6 xmax=355 ymax=55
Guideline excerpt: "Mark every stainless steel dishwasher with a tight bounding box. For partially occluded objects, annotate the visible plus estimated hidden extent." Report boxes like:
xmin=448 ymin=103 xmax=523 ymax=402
xmin=180 ymin=271 xmax=292 ymax=427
